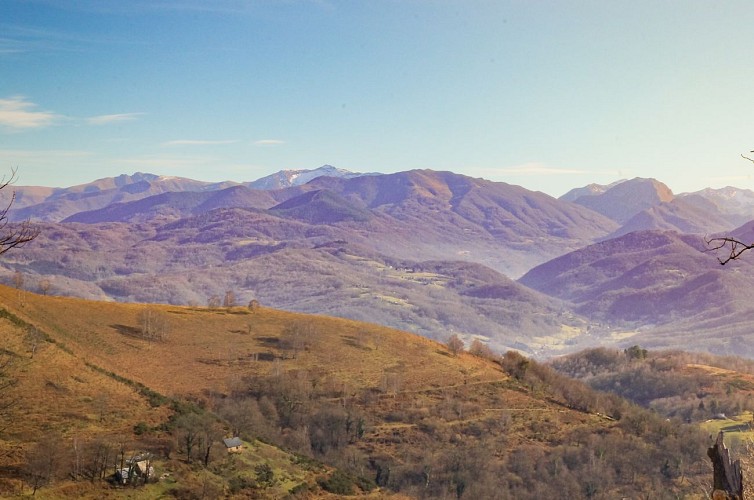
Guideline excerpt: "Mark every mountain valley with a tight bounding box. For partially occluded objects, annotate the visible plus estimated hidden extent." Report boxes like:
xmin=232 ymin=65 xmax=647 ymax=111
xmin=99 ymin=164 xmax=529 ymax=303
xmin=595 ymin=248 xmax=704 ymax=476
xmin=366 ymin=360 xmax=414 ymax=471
xmin=4 ymin=167 xmax=754 ymax=357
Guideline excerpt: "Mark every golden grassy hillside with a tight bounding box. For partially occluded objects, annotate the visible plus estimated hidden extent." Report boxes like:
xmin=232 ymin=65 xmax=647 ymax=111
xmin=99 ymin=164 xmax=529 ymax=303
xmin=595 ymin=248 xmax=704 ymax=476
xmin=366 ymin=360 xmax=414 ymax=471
xmin=2 ymin=285 xmax=503 ymax=398
xmin=0 ymin=285 xmax=714 ymax=498
xmin=0 ymin=284 xmax=513 ymax=497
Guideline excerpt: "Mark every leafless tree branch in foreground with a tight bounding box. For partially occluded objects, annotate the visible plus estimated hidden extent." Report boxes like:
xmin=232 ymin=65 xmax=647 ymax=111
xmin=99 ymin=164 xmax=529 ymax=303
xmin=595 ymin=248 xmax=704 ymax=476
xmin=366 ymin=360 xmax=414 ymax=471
xmin=0 ymin=168 xmax=39 ymax=255
xmin=705 ymin=236 xmax=754 ymax=265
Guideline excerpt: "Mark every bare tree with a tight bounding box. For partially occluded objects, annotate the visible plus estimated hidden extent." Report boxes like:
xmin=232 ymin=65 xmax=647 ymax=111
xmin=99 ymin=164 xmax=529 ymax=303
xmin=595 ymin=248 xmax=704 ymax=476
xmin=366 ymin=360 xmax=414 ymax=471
xmin=24 ymin=433 xmax=64 ymax=495
xmin=93 ymin=392 xmax=109 ymax=422
xmin=223 ymin=290 xmax=236 ymax=309
xmin=174 ymin=413 xmax=203 ymax=464
xmin=207 ymin=295 xmax=221 ymax=309
xmin=137 ymin=307 xmax=170 ymax=341
xmin=468 ymin=339 xmax=495 ymax=360
xmin=0 ymin=169 xmax=39 ymax=256
xmin=12 ymin=270 xmax=25 ymax=305
xmin=24 ymin=326 xmax=45 ymax=359
xmin=281 ymin=320 xmax=316 ymax=359
xmin=380 ymin=370 xmax=403 ymax=397
xmin=0 ymin=351 xmax=17 ymax=430
xmin=706 ymin=235 xmax=754 ymax=265
xmin=198 ymin=417 xmax=223 ymax=467
xmin=12 ymin=270 xmax=24 ymax=290
xmin=173 ymin=412 xmax=222 ymax=466
xmin=79 ymin=437 xmax=114 ymax=482
xmin=705 ymin=153 xmax=754 ymax=264
xmin=38 ymin=279 xmax=51 ymax=296
xmin=446 ymin=334 xmax=465 ymax=356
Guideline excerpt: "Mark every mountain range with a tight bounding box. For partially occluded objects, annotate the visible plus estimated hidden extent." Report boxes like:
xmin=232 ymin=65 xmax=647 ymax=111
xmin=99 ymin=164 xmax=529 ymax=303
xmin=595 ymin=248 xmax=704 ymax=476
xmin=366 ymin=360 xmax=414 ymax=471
xmin=6 ymin=166 xmax=754 ymax=357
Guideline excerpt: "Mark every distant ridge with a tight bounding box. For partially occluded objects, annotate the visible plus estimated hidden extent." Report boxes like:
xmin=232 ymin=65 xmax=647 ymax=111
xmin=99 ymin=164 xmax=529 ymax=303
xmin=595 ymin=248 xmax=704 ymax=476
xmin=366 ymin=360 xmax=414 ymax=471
xmin=567 ymin=178 xmax=674 ymax=223
xmin=559 ymin=179 xmax=625 ymax=203
xmin=10 ymin=172 xmax=239 ymax=222
xmin=679 ymin=186 xmax=754 ymax=225
xmin=608 ymin=195 xmax=735 ymax=238
xmin=247 ymin=164 xmax=374 ymax=190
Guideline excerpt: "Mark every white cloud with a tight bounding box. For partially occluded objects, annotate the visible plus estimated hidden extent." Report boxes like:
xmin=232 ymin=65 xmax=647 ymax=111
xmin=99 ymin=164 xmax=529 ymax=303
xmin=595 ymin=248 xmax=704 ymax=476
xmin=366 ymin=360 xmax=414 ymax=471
xmin=162 ymin=139 xmax=239 ymax=146
xmin=0 ymin=96 xmax=61 ymax=130
xmin=87 ymin=112 xmax=144 ymax=125
xmin=254 ymin=139 xmax=285 ymax=146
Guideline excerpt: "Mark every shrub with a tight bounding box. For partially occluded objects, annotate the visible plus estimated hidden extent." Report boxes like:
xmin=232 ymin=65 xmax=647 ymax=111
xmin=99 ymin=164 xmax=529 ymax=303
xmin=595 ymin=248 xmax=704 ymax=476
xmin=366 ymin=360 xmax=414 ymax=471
xmin=317 ymin=470 xmax=356 ymax=495
xmin=288 ymin=482 xmax=310 ymax=496
xmin=228 ymin=475 xmax=256 ymax=494
xmin=255 ymin=463 xmax=275 ymax=487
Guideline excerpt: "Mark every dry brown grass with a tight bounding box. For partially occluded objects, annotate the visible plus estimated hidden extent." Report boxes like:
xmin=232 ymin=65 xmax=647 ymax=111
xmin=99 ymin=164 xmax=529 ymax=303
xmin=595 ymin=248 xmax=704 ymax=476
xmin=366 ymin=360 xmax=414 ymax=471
xmin=0 ymin=284 xmax=632 ymax=497
xmin=0 ymin=284 xmax=512 ymax=497
xmin=2 ymin=285 xmax=504 ymax=401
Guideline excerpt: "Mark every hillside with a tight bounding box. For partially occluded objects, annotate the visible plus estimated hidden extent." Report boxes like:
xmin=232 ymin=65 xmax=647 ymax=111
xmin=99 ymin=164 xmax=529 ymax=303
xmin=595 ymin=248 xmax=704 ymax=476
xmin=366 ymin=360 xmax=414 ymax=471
xmin=8 ymin=173 xmax=240 ymax=222
xmin=0 ymin=286 xmax=714 ymax=498
xmin=564 ymin=181 xmax=754 ymax=233
xmin=608 ymin=195 xmax=736 ymax=238
xmin=13 ymin=170 xmax=617 ymax=276
xmin=0 ymin=169 xmax=626 ymax=356
xmin=680 ymin=186 xmax=754 ymax=225
xmin=62 ymin=187 xmax=279 ymax=224
xmin=36 ymin=170 xmax=620 ymax=277
xmin=559 ymin=180 xmax=624 ymax=203
xmin=9 ymin=167 xmax=368 ymax=223
xmin=567 ymin=177 xmax=675 ymax=223
xmin=519 ymin=229 xmax=754 ymax=355
xmin=552 ymin=346 xmax=754 ymax=414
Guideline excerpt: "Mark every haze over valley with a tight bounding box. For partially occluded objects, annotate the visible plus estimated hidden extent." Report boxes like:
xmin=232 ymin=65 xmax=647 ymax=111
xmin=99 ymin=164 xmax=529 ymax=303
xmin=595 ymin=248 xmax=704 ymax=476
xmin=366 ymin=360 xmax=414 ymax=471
xmin=6 ymin=166 xmax=754 ymax=358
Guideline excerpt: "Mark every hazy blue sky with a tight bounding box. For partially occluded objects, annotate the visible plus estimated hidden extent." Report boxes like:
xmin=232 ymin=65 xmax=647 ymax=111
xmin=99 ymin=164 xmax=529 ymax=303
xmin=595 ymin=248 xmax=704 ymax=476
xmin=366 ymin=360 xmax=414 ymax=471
xmin=2 ymin=0 xmax=754 ymax=196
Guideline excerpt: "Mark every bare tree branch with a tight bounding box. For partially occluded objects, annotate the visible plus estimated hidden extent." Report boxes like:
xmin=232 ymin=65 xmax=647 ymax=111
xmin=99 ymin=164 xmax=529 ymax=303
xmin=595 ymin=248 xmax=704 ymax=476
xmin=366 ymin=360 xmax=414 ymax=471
xmin=705 ymin=235 xmax=754 ymax=265
xmin=707 ymin=152 xmax=754 ymax=263
xmin=0 ymin=168 xmax=39 ymax=255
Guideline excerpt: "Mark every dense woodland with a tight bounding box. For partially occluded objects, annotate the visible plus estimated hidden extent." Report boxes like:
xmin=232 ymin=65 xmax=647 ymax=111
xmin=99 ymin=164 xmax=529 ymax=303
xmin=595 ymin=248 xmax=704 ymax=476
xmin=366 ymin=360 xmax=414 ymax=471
xmin=6 ymin=353 xmax=715 ymax=498
xmin=552 ymin=347 xmax=754 ymax=423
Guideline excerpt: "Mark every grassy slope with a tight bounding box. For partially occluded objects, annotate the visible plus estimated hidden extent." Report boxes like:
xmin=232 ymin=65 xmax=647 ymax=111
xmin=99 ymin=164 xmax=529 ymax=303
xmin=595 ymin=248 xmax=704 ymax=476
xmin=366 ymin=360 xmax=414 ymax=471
xmin=0 ymin=287 xmax=392 ymax=498
xmin=5 ymin=285 xmax=503 ymax=398
xmin=0 ymin=284 xmax=511 ymax=497
xmin=0 ymin=286 xmax=714 ymax=498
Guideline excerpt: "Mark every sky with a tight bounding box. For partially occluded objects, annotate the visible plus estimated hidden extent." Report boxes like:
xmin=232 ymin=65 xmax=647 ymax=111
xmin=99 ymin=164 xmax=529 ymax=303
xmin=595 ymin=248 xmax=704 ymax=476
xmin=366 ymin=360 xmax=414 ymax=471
xmin=3 ymin=0 xmax=754 ymax=197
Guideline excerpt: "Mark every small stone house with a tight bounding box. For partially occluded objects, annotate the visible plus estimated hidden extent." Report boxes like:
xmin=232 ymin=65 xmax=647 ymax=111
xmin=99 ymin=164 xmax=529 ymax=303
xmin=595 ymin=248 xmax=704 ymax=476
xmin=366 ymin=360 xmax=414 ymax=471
xmin=223 ymin=437 xmax=243 ymax=453
xmin=115 ymin=461 xmax=153 ymax=484
xmin=133 ymin=460 xmax=154 ymax=479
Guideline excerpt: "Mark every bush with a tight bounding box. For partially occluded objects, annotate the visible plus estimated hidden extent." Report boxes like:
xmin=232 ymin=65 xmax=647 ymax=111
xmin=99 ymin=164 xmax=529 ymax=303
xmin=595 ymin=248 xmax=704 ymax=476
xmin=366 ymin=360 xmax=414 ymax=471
xmin=288 ymin=482 xmax=310 ymax=496
xmin=228 ymin=475 xmax=256 ymax=494
xmin=317 ymin=470 xmax=356 ymax=495
xmin=255 ymin=463 xmax=275 ymax=487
